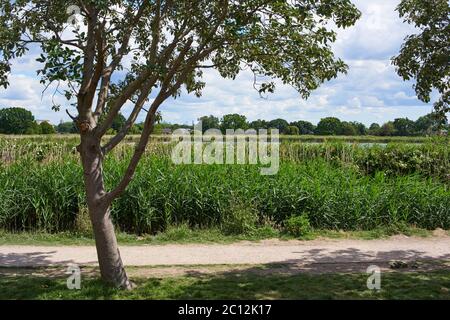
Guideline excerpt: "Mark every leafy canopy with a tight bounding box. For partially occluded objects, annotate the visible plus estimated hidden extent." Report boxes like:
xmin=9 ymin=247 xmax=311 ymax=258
xmin=0 ymin=1 xmax=360 ymax=133
xmin=0 ymin=107 xmax=35 ymax=134
xmin=198 ymin=115 xmax=220 ymax=133
xmin=268 ymin=118 xmax=289 ymax=133
xmin=39 ymin=121 xmax=56 ymax=134
xmin=290 ymin=120 xmax=315 ymax=134
xmin=315 ymin=116 xmax=341 ymax=135
xmin=392 ymin=0 xmax=449 ymax=121
xmin=221 ymin=113 xmax=248 ymax=131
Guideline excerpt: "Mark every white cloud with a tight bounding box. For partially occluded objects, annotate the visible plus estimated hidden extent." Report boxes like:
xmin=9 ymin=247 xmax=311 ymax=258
xmin=0 ymin=0 xmax=433 ymax=126
xmin=393 ymin=91 xmax=416 ymax=100
xmin=333 ymin=0 xmax=417 ymax=60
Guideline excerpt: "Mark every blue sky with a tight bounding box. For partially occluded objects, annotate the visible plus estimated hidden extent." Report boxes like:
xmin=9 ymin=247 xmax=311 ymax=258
xmin=0 ymin=0 xmax=437 ymax=126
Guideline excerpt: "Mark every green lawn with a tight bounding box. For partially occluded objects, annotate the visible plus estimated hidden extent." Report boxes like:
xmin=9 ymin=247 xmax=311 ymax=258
xmin=0 ymin=226 xmax=436 ymax=246
xmin=1 ymin=270 xmax=449 ymax=300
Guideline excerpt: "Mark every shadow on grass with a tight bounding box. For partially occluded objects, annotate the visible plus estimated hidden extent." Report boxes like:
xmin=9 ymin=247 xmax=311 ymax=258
xmin=0 ymin=246 xmax=450 ymax=300
xmin=1 ymin=268 xmax=450 ymax=300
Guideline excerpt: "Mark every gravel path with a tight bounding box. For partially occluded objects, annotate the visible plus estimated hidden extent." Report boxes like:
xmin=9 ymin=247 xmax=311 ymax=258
xmin=1 ymin=235 xmax=450 ymax=269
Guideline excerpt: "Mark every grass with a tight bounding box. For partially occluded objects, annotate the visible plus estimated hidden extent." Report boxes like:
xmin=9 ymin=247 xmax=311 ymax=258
xmin=1 ymin=133 xmax=435 ymax=143
xmin=1 ymin=157 xmax=448 ymax=234
xmin=0 ymin=225 xmax=438 ymax=246
xmin=1 ymin=269 xmax=449 ymax=299
xmin=0 ymin=226 xmax=279 ymax=246
xmin=0 ymin=135 xmax=448 ymax=237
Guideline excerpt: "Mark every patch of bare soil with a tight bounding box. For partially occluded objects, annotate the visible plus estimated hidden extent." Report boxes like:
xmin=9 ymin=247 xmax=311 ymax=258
xmin=432 ymin=228 xmax=449 ymax=237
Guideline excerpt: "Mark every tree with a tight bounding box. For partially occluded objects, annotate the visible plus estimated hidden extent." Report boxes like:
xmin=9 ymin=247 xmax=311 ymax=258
xmin=0 ymin=107 xmax=35 ymax=134
xmin=198 ymin=115 xmax=220 ymax=133
xmin=57 ymin=121 xmax=78 ymax=134
xmin=341 ymin=121 xmax=357 ymax=136
xmin=152 ymin=122 xmax=164 ymax=134
xmin=350 ymin=121 xmax=367 ymax=135
xmin=315 ymin=117 xmax=342 ymax=135
xmin=39 ymin=121 xmax=56 ymax=134
xmin=221 ymin=114 xmax=248 ymax=132
xmin=368 ymin=123 xmax=381 ymax=136
xmin=286 ymin=125 xmax=300 ymax=135
xmin=392 ymin=0 xmax=449 ymax=123
xmin=249 ymin=119 xmax=268 ymax=131
xmin=393 ymin=117 xmax=415 ymax=136
xmin=129 ymin=124 xmax=142 ymax=135
xmin=155 ymin=111 xmax=163 ymax=124
xmin=415 ymin=113 xmax=440 ymax=135
xmin=0 ymin=0 xmax=360 ymax=288
xmin=290 ymin=120 xmax=315 ymax=135
xmin=26 ymin=121 xmax=42 ymax=135
xmin=268 ymin=118 xmax=289 ymax=134
xmin=111 ymin=113 xmax=127 ymax=133
xmin=379 ymin=122 xmax=396 ymax=136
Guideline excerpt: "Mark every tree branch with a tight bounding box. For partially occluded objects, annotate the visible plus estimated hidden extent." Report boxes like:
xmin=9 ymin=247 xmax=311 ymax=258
xmin=94 ymin=15 xmax=189 ymax=138
xmin=102 ymin=75 xmax=159 ymax=153
xmin=103 ymin=93 xmax=165 ymax=204
xmin=101 ymin=37 xmax=195 ymax=153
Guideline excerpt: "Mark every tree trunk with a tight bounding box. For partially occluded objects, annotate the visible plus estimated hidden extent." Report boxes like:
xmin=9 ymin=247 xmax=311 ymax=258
xmin=80 ymin=133 xmax=132 ymax=289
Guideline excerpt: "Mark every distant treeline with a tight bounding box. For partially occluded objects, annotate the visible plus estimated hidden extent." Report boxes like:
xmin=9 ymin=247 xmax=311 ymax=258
xmin=162 ymin=113 xmax=448 ymax=137
xmin=0 ymin=107 xmax=56 ymax=134
xmin=0 ymin=107 xmax=448 ymax=137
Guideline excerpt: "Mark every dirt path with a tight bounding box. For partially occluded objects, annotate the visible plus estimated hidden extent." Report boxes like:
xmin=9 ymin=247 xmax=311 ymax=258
xmin=1 ymin=235 xmax=450 ymax=274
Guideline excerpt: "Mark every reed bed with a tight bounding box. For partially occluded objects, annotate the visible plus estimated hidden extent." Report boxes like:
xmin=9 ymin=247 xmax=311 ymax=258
xmin=1 ymin=136 xmax=447 ymax=179
xmin=0 ymin=147 xmax=448 ymax=234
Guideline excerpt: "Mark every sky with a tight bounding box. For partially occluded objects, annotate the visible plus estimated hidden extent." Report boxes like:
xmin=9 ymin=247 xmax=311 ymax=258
xmin=0 ymin=0 xmax=438 ymax=126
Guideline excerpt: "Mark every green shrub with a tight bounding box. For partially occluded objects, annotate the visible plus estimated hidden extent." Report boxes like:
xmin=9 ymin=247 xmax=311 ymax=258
xmin=220 ymin=199 xmax=259 ymax=235
xmin=155 ymin=224 xmax=193 ymax=241
xmin=284 ymin=215 xmax=311 ymax=237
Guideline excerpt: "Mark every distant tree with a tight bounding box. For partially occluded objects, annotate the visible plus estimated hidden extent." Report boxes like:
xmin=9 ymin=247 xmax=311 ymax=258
xmin=135 ymin=123 xmax=145 ymax=133
xmin=368 ymin=123 xmax=381 ymax=136
xmin=155 ymin=111 xmax=163 ymax=124
xmin=393 ymin=0 xmax=449 ymax=123
xmin=249 ymin=119 xmax=268 ymax=131
xmin=341 ymin=121 xmax=357 ymax=136
xmin=286 ymin=126 xmax=300 ymax=135
xmin=414 ymin=113 xmax=441 ymax=135
xmin=57 ymin=121 xmax=78 ymax=134
xmin=129 ymin=124 xmax=142 ymax=135
xmin=198 ymin=115 xmax=220 ymax=133
xmin=268 ymin=118 xmax=289 ymax=134
xmin=0 ymin=107 xmax=35 ymax=134
xmin=221 ymin=114 xmax=248 ymax=132
xmin=290 ymin=120 xmax=315 ymax=135
xmin=393 ymin=117 xmax=415 ymax=136
xmin=152 ymin=123 xmax=163 ymax=134
xmin=350 ymin=122 xmax=367 ymax=135
xmin=315 ymin=117 xmax=342 ymax=135
xmin=111 ymin=113 xmax=127 ymax=133
xmin=39 ymin=121 xmax=56 ymax=134
xmin=26 ymin=121 xmax=41 ymax=135
xmin=379 ymin=122 xmax=396 ymax=136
